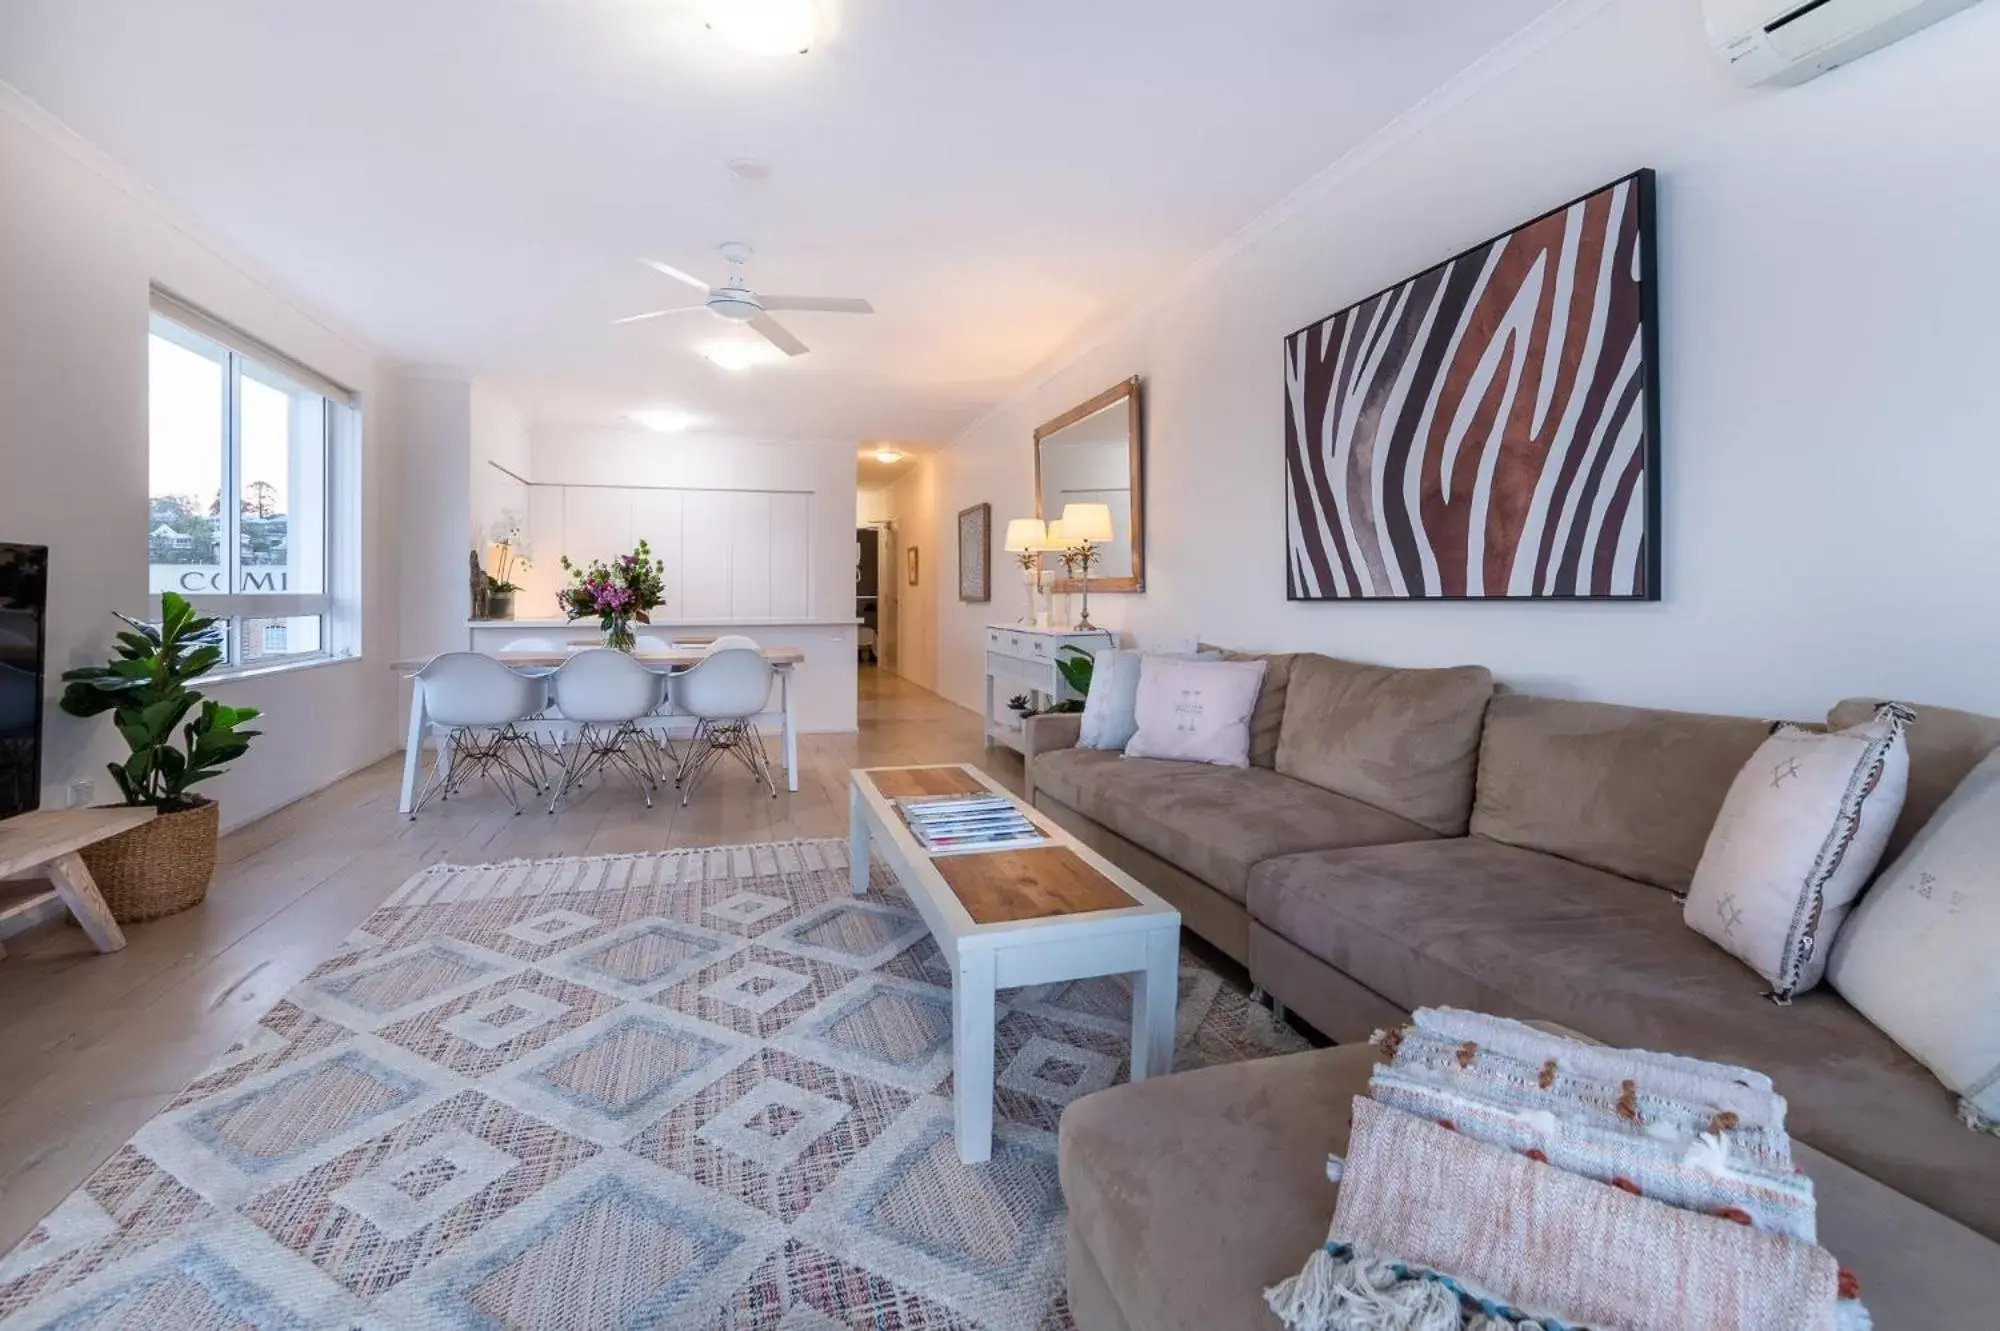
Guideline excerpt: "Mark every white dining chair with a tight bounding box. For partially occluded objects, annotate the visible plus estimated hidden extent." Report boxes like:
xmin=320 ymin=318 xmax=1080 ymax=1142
xmin=671 ymin=639 xmax=778 ymax=804
xmin=547 ymin=648 xmax=669 ymax=812
xmin=500 ymin=637 xmax=560 ymax=653
xmin=409 ymin=652 xmax=550 ymax=817
xmin=634 ymin=635 xmax=670 ymax=652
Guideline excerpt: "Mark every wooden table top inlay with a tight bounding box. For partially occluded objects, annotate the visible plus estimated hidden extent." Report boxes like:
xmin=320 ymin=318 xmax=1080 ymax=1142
xmin=864 ymin=767 xmax=993 ymax=799
xmin=933 ymin=846 xmax=1136 ymax=925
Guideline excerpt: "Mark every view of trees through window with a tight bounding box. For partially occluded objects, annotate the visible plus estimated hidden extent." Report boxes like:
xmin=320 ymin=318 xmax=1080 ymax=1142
xmin=148 ymin=313 xmax=334 ymax=666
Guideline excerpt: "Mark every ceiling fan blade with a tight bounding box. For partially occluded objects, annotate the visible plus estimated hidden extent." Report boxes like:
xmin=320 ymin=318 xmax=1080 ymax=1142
xmin=610 ymin=304 xmax=707 ymax=326
xmin=639 ymin=258 xmax=711 ymax=290
xmin=759 ymin=295 xmax=875 ymax=315
xmin=749 ymin=313 xmax=809 ymax=357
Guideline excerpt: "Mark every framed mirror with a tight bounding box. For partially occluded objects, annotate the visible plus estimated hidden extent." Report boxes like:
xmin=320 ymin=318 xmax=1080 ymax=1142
xmin=1034 ymin=376 xmax=1144 ymax=593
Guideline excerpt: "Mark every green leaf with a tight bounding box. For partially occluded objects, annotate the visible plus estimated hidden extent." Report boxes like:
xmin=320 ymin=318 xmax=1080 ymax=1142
xmin=59 ymin=688 xmax=121 ymax=718
xmin=178 ymin=645 xmax=224 ymax=679
xmin=111 ymin=612 xmax=164 ymax=646
xmin=113 ymin=631 xmax=156 ymax=660
xmin=140 ymin=696 xmax=196 ymax=735
xmin=106 ymin=762 xmax=139 ymax=804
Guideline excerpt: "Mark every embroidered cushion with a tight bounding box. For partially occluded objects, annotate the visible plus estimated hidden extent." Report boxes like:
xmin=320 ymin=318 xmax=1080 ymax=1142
xmin=1124 ymin=657 xmax=1267 ymax=768
xmin=1683 ymin=703 xmax=1911 ymax=1000
xmin=1829 ymin=746 xmax=2000 ymax=1133
xmin=1076 ymin=648 xmax=1219 ymax=750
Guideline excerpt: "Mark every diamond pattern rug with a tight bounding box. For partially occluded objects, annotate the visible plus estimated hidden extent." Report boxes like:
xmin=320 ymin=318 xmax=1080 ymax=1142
xmin=0 ymin=840 xmax=1308 ymax=1329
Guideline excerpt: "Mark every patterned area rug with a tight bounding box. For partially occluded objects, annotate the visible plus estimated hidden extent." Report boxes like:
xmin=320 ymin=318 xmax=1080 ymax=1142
xmin=0 ymin=840 xmax=1307 ymax=1329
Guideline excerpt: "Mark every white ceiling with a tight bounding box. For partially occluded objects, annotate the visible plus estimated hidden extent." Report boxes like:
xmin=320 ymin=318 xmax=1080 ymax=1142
xmin=0 ymin=0 xmax=1562 ymax=443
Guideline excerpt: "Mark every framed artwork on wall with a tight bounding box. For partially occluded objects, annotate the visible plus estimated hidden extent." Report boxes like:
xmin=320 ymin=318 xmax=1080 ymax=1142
xmin=957 ymin=503 xmax=991 ymax=602
xmin=1283 ymin=169 xmax=1661 ymax=601
xmin=907 ymin=546 xmax=920 ymax=586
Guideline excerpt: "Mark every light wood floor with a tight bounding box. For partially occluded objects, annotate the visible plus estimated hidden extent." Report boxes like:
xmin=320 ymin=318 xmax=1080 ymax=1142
xmin=0 ymin=666 xmax=1020 ymax=1253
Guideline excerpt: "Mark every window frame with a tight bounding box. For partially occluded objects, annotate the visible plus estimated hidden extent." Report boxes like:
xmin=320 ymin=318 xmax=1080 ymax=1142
xmin=147 ymin=307 xmax=353 ymax=675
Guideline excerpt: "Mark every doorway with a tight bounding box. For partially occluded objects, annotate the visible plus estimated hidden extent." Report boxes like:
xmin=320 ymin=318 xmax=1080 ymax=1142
xmin=857 ymin=524 xmax=897 ymax=674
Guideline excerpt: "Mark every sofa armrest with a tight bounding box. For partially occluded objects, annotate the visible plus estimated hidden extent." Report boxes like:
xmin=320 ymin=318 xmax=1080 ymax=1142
xmin=1025 ymin=712 xmax=1082 ymax=760
xmin=1023 ymin=712 xmax=1083 ymax=805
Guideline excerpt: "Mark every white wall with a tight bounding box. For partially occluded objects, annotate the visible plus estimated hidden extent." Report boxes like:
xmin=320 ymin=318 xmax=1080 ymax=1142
xmin=929 ymin=0 xmax=2000 ymax=723
xmin=392 ymin=376 xmax=473 ymax=663
xmin=470 ymin=379 xmax=531 ymax=556
xmin=0 ymin=98 xmax=403 ymax=831
xmin=880 ymin=457 xmax=941 ymax=692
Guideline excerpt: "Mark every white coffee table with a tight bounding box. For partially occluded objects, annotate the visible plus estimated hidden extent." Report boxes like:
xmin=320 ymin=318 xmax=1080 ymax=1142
xmin=848 ymin=763 xmax=1183 ymax=1163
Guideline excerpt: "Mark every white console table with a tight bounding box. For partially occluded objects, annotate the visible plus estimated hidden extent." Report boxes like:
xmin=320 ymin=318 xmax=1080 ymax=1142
xmin=983 ymin=625 xmax=1114 ymax=754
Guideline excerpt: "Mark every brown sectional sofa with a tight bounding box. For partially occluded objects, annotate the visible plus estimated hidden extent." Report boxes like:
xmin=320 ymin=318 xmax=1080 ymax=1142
xmin=1027 ymin=652 xmax=2000 ymax=1326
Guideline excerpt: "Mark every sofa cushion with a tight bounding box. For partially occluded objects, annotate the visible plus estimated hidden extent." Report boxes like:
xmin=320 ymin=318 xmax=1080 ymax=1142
xmin=1471 ymin=694 xmax=1774 ymax=892
xmin=1830 ymin=697 xmax=2000 ymax=861
xmin=1029 ymin=748 xmax=1435 ymax=903
xmin=1059 ymin=1044 xmax=1368 ymax=1331
xmin=1222 ymin=650 xmax=1297 ymax=769
xmin=1273 ymin=654 xmax=1493 ymax=835
xmin=1245 ymin=837 xmax=2000 ymax=1241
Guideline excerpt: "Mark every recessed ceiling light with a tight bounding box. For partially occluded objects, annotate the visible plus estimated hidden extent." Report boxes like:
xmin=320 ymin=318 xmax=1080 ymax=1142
xmin=629 ymin=408 xmax=694 ymax=433
xmin=872 ymin=448 xmax=904 ymax=464
xmin=703 ymin=0 xmax=821 ymax=56
xmin=703 ymin=340 xmax=775 ymax=371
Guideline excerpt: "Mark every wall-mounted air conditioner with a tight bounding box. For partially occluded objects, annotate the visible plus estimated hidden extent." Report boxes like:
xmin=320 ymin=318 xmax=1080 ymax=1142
xmin=1705 ymin=0 xmax=1984 ymax=85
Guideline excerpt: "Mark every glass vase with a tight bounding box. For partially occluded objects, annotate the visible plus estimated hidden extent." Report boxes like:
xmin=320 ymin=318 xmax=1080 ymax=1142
xmin=603 ymin=617 xmax=635 ymax=652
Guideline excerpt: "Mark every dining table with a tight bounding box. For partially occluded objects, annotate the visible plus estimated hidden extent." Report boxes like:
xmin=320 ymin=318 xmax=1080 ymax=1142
xmin=389 ymin=645 xmax=808 ymax=814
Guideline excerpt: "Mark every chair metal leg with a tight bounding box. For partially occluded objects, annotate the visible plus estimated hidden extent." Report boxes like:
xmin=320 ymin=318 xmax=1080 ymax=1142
xmin=414 ymin=725 xmax=533 ymax=817
xmin=548 ymin=723 xmax=659 ymax=813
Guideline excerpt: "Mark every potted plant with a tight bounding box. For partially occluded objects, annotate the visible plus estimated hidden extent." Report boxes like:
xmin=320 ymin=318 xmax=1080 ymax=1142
xmin=1044 ymin=645 xmax=1094 ymax=713
xmin=58 ymin=592 xmax=261 ymax=922
xmin=486 ymin=513 xmax=532 ymax=620
xmin=558 ymin=540 xmax=666 ymax=651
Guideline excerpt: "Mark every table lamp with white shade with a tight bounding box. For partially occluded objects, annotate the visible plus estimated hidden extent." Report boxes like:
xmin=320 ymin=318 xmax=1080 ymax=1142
xmin=1036 ymin=519 xmax=1067 ymax=628
xmin=1058 ymin=502 xmax=1115 ymax=631
xmin=1002 ymin=518 xmax=1047 ymax=625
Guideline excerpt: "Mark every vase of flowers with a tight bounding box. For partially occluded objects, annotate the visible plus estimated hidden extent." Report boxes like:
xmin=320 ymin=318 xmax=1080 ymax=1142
xmin=558 ymin=540 xmax=666 ymax=651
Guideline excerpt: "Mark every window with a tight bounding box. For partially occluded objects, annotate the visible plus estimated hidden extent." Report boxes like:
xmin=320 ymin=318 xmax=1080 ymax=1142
xmin=147 ymin=297 xmax=356 ymax=671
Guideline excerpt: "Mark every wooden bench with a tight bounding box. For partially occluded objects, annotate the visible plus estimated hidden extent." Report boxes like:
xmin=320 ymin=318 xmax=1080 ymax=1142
xmin=0 ymin=809 xmax=148 ymax=957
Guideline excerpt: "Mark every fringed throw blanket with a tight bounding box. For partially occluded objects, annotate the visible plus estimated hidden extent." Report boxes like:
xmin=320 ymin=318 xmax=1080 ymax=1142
xmin=1267 ymin=1010 xmax=1871 ymax=1331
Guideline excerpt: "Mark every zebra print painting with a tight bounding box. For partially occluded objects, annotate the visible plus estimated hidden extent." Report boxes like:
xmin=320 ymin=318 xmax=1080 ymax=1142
xmin=1284 ymin=170 xmax=1660 ymax=601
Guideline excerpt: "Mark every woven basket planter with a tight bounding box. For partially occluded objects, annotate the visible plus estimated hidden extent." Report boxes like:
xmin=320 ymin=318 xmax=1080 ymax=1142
xmin=78 ymin=798 xmax=220 ymax=923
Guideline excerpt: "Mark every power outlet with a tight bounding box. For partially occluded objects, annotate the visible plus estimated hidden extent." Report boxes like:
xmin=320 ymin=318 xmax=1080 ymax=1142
xmin=66 ymin=778 xmax=95 ymax=809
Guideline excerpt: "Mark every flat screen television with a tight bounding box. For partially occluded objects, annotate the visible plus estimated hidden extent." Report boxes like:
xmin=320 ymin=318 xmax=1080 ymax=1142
xmin=0 ymin=544 xmax=49 ymax=822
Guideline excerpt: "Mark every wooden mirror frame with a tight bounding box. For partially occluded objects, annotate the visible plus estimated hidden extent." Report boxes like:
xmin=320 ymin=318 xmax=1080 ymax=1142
xmin=1033 ymin=376 xmax=1144 ymax=594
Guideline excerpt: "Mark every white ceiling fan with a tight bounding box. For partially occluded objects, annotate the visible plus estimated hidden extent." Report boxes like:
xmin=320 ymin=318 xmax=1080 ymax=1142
xmin=612 ymin=242 xmax=873 ymax=357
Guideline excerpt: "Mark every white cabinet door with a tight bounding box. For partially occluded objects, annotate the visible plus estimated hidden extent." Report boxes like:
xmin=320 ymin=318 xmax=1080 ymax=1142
xmin=769 ymin=492 xmax=811 ymax=618
xmin=681 ymin=490 xmax=733 ymax=619
xmin=630 ymin=488 xmax=685 ymax=620
xmin=561 ymin=488 xmax=634 ymax=573
xmin=521 ymin=483 xmax=567 ymax=614
xmin=730 ymin=492 xmax=774 ymax=618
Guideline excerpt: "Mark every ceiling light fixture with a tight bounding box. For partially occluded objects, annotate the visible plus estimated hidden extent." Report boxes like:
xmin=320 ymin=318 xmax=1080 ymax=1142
xmin=871 ymin=448 xmax=904 ymax=464
xmin=628 ymin=408 xmax=694 ymax=434
xmin=703 ymin=340 xmax=774 ymax=372
xmin=703 ymin=0 xmax=822 ymax=56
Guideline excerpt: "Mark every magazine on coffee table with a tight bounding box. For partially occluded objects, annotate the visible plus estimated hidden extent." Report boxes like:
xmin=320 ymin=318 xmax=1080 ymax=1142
xmin=895 ymin=793 xmax=1047 ymax=854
